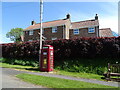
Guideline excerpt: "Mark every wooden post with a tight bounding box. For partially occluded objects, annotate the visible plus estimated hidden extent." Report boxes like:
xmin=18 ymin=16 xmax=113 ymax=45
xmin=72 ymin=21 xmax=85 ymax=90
xmin=107 ymin=63 xmax=110 ymax=79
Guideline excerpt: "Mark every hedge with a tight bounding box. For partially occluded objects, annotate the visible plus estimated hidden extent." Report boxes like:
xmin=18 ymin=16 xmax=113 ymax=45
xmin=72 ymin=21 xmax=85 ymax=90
xmin=1 ymin=37 xmax=120 ymax=60
xmin=1 ymin=37 xmax=120 ymax=74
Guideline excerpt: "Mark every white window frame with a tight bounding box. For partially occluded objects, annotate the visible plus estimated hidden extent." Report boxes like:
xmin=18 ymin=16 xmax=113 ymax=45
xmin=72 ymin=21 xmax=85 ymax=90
xmin=73 ymin=29 xmax=79 ymax=35
xmin=52 ymin=37 xmax=57 ymax=40
xmin=88 ymin=27 xmax=95 ymax=33
xmin=28 ymin=40 xmax=33 ymax=42
xmin=29 ymin=30 xmax=33 ymax=35
xmin=52 ymin=27 xmax=57 ymax=33
xmin=42 ymin=29 xmax=44 ymax=34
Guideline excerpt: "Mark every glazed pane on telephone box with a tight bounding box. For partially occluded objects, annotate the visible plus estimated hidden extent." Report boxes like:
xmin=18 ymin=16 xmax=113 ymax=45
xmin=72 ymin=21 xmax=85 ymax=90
xmin=40 ymin=45 xmax=54 ymax=72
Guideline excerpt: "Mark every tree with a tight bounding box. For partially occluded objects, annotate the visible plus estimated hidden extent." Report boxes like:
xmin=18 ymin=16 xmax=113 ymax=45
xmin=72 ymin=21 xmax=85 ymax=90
xmin=6 ymin=28 xmax=23 ymax=42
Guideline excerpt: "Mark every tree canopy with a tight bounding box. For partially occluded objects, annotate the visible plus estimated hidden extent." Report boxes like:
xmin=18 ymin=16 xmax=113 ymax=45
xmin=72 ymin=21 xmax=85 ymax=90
xmin=6 ymin=28 xmax=23 ymax=42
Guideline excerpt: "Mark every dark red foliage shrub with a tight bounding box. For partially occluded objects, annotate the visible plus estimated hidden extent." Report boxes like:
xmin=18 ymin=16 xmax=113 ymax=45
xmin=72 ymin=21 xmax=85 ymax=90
xmin=1 ymin=36 xmax=120 ymax=61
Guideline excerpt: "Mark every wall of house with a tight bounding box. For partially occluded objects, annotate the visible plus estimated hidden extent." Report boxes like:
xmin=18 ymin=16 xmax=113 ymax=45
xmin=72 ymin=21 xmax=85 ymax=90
xmin=69 ymin=27 xmax=99 ymax=38
xmin=24 ymin=26 xmax=64 ymax=41
xmin=24 ymin=29 xmax=40 ymax=42
xmin=24 ymin=26 xmax=99 ymax=42
xmin=44 ymin=26 xmax=64 ymax=40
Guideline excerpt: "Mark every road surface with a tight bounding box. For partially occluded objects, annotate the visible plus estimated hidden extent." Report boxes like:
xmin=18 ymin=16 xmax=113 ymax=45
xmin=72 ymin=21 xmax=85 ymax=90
xmin=1 ymin=67 xmax=44 ymax=88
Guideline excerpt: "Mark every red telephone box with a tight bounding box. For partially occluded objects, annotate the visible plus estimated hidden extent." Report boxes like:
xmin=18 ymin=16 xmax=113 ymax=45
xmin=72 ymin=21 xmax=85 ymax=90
xmin=40 ymin=45 xmax=54 ymax=72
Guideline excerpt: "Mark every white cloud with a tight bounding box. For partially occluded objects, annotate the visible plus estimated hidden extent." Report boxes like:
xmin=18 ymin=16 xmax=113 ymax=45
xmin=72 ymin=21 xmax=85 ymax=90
xmin=99 ymin=16 xmax=118 ymax=33
xmin=1 ymin=34 xmax=13 ymax=44
xmin=98 ymin=2 xmax=118 ymax=33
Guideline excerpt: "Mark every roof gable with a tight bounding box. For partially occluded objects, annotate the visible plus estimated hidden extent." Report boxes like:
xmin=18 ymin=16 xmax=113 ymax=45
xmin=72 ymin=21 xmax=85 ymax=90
xmin=24 ymin=19 xmax=69 ymax=31
xmin=71 ymin=19 xmax=99 ymax=29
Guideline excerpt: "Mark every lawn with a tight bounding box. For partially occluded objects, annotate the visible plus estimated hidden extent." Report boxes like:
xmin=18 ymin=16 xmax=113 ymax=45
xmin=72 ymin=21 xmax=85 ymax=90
xmin=16 ymin=73 xmax=116 ymax=88
xmin=54 ymin=70 xmax=103 ymax=81
xmin=0 ymin=62 xmax=104 ymax=81
xmin=0 ymin=63 xmax=39 ymax=72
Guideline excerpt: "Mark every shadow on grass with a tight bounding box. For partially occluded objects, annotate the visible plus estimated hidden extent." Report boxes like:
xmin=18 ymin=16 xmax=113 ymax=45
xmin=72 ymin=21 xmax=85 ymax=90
xmin=2 ymin=66 xmax=40 ymax=72
xmin=25 ymin=67 xmax=40 ymax=72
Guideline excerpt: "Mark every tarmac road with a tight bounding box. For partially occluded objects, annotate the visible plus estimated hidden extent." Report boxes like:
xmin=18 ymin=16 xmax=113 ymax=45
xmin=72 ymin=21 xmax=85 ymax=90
xmin=1 ymin=67 xmax=44 ymax=88
xmin=0 ymin=67 xmax=119 ymax=89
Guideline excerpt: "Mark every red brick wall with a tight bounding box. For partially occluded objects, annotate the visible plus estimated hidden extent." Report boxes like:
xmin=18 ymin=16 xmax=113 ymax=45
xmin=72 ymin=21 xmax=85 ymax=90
xmin=24 ymin=29 xmax=40 ymax=42
xmin=44 ymin=26 xmax=64 ymax=40
xmin=24 ymin=26 xmax=99 ymax=42
xmin=69 ymin=26 xmax=99 ymax=38
xmin=24 ymin=26 xmax=64 ymax=41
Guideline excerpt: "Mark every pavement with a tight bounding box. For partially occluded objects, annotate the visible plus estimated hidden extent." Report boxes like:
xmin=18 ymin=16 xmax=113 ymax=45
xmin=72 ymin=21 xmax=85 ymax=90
xmin=1 ymin=67 xmax=119 ymax=88
xmin=1 ymin=67 xmax=44 ymax=88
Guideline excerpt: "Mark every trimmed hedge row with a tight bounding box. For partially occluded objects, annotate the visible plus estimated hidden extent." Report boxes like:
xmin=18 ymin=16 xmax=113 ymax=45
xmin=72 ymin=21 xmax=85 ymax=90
xmin=1 ymin=37 xmax=120 ymax=74
xmin=1 ymin=37 xmax=120 ymax=60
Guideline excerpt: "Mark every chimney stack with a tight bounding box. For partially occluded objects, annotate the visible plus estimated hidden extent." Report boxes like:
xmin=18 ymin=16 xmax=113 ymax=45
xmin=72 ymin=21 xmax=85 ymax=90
xmin=31 ymin=20 xmax=36 ymax=25
xmin=95 ymin=14 xmax=98 ymax=20
xmin=66 ymin=14 xmax=70 ymax=19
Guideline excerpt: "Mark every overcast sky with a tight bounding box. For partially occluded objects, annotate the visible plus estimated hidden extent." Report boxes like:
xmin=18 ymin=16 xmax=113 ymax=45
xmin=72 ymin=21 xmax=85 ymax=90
xmin=1 ymin=1 xmax=119 ymax=43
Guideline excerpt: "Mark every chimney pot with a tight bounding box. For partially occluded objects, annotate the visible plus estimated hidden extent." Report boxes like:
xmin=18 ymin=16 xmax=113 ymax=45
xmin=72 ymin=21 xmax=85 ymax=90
xmin=95 ymin=14 xmax=98 ymax=20
xmin=31 ymin=20 xmax=36 ymax=25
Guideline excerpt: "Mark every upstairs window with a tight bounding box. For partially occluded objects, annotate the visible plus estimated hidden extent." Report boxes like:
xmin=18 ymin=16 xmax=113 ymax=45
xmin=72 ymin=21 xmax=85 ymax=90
xmin=28 ymin=40 xmax=33 ymax=42
xmin=29 ymin=30 xmax=33 ymax=35
xmin=52 ymin=27 xmax=57 ymax=33
xmin=88 ymin=27 xmax=95 ymax=33
xmin=52 ymin=37 xmax=57 ymax=40
xmin=73 ymin=29 xmax=79 ymax=35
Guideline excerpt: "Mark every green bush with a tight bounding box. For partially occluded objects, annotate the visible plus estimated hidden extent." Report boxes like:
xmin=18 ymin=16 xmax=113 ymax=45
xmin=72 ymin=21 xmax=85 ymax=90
xmin=1 ymin=57 xmax=118 ymax=75
xmin=1 ymin=58 xmax=38 ymax=67
xmin=30 ymin=61 xmax=39 ymax=67
xmin=54 ymin=58 xmax=119 ymax=75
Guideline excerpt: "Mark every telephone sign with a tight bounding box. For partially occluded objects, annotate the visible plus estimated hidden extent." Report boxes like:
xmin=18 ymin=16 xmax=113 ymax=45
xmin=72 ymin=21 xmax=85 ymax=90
xmin=40 ymin=45 xmax=54 ymax=72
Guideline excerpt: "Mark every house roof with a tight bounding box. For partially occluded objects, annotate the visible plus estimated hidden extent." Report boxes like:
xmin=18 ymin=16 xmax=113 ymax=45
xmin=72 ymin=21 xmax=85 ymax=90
xmin=24 ymin=19 xmax=69 ymax=31
xmin=71 ymin=19 xmax=99 ymax=29
xmin=99 ymin=28 xmax=114 ymax=37
xmin=24 ymin=18 xmax=99 ymax=31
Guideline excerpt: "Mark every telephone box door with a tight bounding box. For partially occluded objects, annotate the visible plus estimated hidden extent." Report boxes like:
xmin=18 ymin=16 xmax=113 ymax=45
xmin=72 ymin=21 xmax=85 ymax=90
xmin=40 ymin=45 xmax=54 ymax=72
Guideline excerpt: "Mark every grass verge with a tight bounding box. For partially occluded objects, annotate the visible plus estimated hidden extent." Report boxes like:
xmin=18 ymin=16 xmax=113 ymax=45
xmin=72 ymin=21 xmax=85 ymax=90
xmin=0 ymin=63 xmax=39 ymax=72
xmin=0 ymin=62 xmax=104 ymax=81
xmin=16 ymin=73 xmax=116 ymax=88
xmin=54 ymin=70 xmax=103 ymax=81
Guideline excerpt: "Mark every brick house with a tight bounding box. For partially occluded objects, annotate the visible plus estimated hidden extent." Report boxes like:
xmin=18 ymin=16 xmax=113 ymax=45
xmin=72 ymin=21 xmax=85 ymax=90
xmin=23 ymin=14 xmax=113 ymax=42
xmin=99 ymin=28 xmax=114 ymax=37
xmin=24 ymin=14 xmax=71 ymax=41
